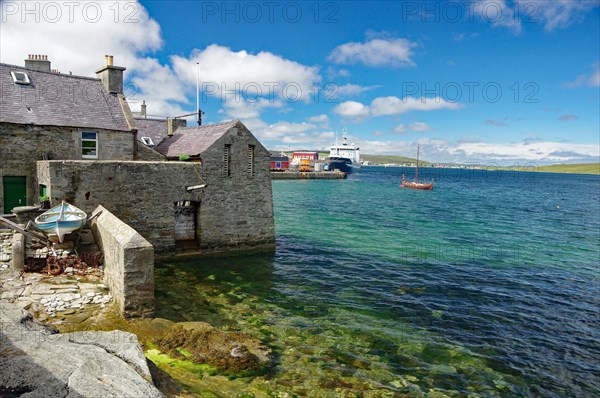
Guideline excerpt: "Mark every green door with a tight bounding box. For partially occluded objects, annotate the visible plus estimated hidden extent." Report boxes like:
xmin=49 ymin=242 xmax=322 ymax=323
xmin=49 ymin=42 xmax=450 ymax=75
xmin=3 ymin=176 xmax=27 ymax=213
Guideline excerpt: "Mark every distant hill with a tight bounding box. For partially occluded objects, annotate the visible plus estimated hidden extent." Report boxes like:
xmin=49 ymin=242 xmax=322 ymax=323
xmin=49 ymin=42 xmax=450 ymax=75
xmin=361 ymin=154 xmax=425 ymax=165
xmin=523 ymin=163 xmax=599 ymax=175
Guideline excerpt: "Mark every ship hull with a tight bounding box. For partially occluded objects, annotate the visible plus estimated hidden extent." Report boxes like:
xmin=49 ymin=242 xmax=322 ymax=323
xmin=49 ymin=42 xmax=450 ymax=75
xmin=324 ymin=157 xmax=359 ymax=174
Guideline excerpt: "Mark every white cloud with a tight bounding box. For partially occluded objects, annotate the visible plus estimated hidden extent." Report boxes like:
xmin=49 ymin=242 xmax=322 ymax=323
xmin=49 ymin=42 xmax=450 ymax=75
xmin=409 ymin=122 xmax=432 ymax=132
xmin=370 ymin=96 xmax=462 ymax=116
xmin=453 ymin=141 xmax=599 ymax=161
xmin=327 ymin=38 xmax=417 ymax=68
xmin=392 ymin=125 xmax=408 ymax=135
xmin=308 ymin=114 xmax=329 ymax=123
xmin=564 ymin=66 xmax=600 ymax=88
xmin=516 ymin=0 xmax=599 ymax=31
xmin=356 ymin=138 xmax=599 ymax=164
xmin=333 ymin=101 xmax=370 ymax=119
xmin=392 ymin=122 xmax=432 ymax=134
xmin=473 ymin=0 xmax=522 ymax=33
xmin=559 ymin=114 xmax=578 ymax=121
xmin=474 ymin=0 xmax=599 ymax=33
xmin=0 ymin=1 xmax=162 ymax=75
xmin=334 ymin=97 xmax=462 ymax=121
xmin=336 ymin=84 xmax=379 ymax=97
xmin=128 ymin=57 xmax=189 ymax=117
xmin=485 ymin=119 xmax=508 ymax=127
xmin=172 ymin=45 xmax=320 ymax=103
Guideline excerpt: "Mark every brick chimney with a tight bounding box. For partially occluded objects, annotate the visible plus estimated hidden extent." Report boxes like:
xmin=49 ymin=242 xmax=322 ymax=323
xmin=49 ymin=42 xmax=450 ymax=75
xmin=95 ymin=55 xmax=126 ymax=94
xmin=140 ymin=100 xmax=147 ymax=119
xmin=25 ymin=54 xmax=51 ymax=72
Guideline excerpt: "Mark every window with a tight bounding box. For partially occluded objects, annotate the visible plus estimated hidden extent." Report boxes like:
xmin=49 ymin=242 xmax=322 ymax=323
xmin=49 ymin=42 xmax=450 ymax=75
xmin=11 ymin=71 xmax=30 ymax=85
xmin=81 ymin=132 xmax=98 ymax=159
xmin=141 ymin=137 xmax=154 ymax=146
xmin=223 ymin=144 xmax=231 ymax=177
xmin=247 ymin=145 xmax=255 ymax=176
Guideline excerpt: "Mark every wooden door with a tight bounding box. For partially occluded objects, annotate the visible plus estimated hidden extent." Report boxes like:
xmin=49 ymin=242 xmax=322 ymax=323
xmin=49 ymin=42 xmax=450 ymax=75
xmin=3 ymin=176 xmax=27 ymax=213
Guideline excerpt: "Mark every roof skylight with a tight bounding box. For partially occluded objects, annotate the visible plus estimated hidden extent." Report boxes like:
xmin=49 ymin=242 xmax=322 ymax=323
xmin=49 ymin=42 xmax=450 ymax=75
xmin=11 ymin=71 xmax=31 ymax=85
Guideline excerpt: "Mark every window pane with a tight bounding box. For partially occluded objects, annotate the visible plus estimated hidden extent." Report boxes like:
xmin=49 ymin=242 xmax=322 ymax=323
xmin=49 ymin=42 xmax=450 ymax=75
xmin=82 ymin=132 xmax=97 ymax=140
xmin=82 ymin=148 xmax=97 ymax=156
xmin=82 ymin=141 xmax=97 ymax=148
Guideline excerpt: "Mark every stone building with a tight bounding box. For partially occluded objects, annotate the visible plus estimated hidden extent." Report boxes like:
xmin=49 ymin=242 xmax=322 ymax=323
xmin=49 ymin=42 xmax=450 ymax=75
xmin=153 ymin=120 xmax=275 ymax=252
xmin=0 ymin=55 xmax=135 ymax=214
xmin=2 ymin=55 xmax=275 ymax=254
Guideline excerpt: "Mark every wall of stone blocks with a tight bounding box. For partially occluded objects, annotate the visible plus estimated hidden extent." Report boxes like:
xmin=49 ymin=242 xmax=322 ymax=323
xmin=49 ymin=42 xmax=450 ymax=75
xmin=134 ymin=142 xmax=167 ymax=161
xmin=90 ymin=205 xmax=154 ymax=318
xmin=37 ymin=160 xmax=203 ymax=254
xmin=37 ymin=158 xmax=275 ymax=254
xmin=0 ymin=123 xmax=134 ymax=213
xmin=197 ymin=123 xmax=276 ymax=252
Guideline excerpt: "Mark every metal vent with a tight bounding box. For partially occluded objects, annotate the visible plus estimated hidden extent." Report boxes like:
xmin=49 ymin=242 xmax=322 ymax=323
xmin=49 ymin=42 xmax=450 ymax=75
xmin=223 ymin=144 xmax=231 ymax=177
xmin=247 ymin=145 xmax=255 ymax=176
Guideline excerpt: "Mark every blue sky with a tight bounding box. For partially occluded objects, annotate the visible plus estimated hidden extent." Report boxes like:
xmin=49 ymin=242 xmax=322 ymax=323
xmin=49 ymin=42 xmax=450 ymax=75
xmin=1 ymin=0 xmax=599 ymax=164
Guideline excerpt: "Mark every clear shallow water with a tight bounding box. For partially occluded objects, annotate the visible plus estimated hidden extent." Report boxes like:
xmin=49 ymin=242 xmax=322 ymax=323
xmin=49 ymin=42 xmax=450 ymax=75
xmin=156 ymin=168 xmax=600 ymax=397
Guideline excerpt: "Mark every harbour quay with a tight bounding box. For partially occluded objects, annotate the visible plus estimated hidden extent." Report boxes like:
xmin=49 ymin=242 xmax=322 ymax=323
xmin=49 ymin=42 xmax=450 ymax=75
xmin=271 ymin=171 xmax=347 ymax=180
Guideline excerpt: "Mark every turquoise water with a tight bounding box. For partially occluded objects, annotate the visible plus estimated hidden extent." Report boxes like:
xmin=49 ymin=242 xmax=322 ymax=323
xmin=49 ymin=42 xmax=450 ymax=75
xmin=156 ymin=167 xmax=600 ymax=397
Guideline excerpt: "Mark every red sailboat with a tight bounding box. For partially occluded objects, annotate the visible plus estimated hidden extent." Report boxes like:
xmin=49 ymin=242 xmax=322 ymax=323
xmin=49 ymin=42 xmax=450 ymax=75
xmin=400 ymin=145 xmax=433 ymax=190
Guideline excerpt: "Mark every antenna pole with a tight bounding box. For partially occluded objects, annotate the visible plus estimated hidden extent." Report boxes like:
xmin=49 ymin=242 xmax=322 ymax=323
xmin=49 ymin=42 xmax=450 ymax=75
xmin=196 ymin=62 xmax=201 ymax=126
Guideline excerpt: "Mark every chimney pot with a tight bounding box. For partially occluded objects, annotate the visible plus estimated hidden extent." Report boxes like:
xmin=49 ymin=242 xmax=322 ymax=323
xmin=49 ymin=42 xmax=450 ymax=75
xmin=25 ymin=54 xmax=51 ymax=72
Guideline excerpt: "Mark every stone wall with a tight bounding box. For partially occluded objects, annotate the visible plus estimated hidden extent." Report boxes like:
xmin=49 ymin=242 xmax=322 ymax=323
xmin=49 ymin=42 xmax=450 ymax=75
xmin=90 ymin=205 xmax=154 ymax=318
xmin=36 ymin=156 xmax=275 ymax=254
xmin=37 ymin=161 xmax=203 ymax=254
xmin=0 ymin=123 xmax=134 ymax=213
xmin=198 ymin=123 xmax=275 ymax=251
xmin=134 ymin=141 xmax=167 ymax=161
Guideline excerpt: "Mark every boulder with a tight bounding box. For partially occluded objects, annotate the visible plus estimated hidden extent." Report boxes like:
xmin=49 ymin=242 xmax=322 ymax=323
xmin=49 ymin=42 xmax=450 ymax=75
xmin=0 ymin=302 xmax=165 ymax=398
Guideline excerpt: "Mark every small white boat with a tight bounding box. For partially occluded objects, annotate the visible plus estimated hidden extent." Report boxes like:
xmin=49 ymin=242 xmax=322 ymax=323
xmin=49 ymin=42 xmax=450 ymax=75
xmin=34 ymin=201 xmax=87 ymax=243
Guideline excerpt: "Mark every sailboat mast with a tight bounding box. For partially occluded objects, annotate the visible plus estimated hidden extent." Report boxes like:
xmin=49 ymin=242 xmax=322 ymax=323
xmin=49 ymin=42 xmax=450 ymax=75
xmin=415 ymin=145 xmax=419 ymax=182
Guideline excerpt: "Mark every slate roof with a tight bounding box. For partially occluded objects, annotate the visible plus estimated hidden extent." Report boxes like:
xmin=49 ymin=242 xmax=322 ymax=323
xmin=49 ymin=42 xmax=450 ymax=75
xmin=270 ymin=156 xmax=289 ymax=162
xmin=0 ymin=63 xmax=130 ymax=132
xmin=133 ymin=117 xmax=168 ymax=146
xmin=154 ymin=120 xmax=239 ymax=158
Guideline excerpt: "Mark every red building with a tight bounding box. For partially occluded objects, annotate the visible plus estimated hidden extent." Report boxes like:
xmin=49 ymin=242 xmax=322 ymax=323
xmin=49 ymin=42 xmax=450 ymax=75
xmin=292 ymin=151 xmax=319 ymax=162
xmin=270 ymin=156 xmax=290 ymax=171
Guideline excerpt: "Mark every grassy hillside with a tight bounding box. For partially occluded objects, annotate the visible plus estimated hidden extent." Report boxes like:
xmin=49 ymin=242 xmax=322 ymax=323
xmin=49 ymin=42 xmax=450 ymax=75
xmin=361 ymin=154 xmax=423 ymax=165
xmin=531 ymin=163 xmax=599 ymax=174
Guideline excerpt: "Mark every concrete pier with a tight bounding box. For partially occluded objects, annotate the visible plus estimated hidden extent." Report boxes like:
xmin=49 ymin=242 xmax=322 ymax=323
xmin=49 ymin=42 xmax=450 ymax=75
xmin=271 ymin=171 xmax=347 ymax=180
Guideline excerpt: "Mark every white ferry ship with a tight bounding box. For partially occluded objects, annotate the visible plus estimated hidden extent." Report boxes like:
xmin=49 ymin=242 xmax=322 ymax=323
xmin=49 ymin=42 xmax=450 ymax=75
xmin=323 ymin=130 xmax=361 ymax=173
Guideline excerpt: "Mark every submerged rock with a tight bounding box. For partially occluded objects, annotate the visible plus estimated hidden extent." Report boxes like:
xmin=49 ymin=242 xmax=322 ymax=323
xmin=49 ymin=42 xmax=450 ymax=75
xmin=154 ymin=324 xmax=272 ymax=374
xmin=0 ymin=302 xmax=165 ymax=398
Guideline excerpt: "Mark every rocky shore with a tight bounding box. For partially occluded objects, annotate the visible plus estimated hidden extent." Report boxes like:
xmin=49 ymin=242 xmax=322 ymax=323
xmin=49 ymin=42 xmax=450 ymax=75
xmin=0 ymin=301 xmax=166 ymax=397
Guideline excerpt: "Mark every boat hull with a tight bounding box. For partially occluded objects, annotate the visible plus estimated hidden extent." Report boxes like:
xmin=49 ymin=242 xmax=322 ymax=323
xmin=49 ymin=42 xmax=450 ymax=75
xmin=324 ymin=157 xmax=359 ymax=174
xmin=34 ymin=202 xmax=87 ymax=243
xmin=400 ymin=182 xmax=433 ymax=190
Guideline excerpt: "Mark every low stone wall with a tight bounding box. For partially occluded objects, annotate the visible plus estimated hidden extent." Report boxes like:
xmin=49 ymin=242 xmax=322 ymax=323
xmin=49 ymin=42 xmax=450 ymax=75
xmin=37 ymin=160 xmax=204 ymax=254
xmin=90 ymin=206 xmax=154 ymax=318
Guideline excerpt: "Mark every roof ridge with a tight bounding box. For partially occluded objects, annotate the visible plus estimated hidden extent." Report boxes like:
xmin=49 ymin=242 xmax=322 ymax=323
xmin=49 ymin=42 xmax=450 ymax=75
xmin=0 ymin=62 xmax=100 ymax=81
xmin=181 ymin=119 xmax=237 ymax=129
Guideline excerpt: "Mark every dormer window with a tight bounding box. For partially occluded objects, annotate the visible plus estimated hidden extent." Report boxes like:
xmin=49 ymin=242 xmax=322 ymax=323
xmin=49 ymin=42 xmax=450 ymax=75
xmin=11 ymin=71 xmax=30 ymax=85
xmin=141 ymin=137 xmax=154 ymax=146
